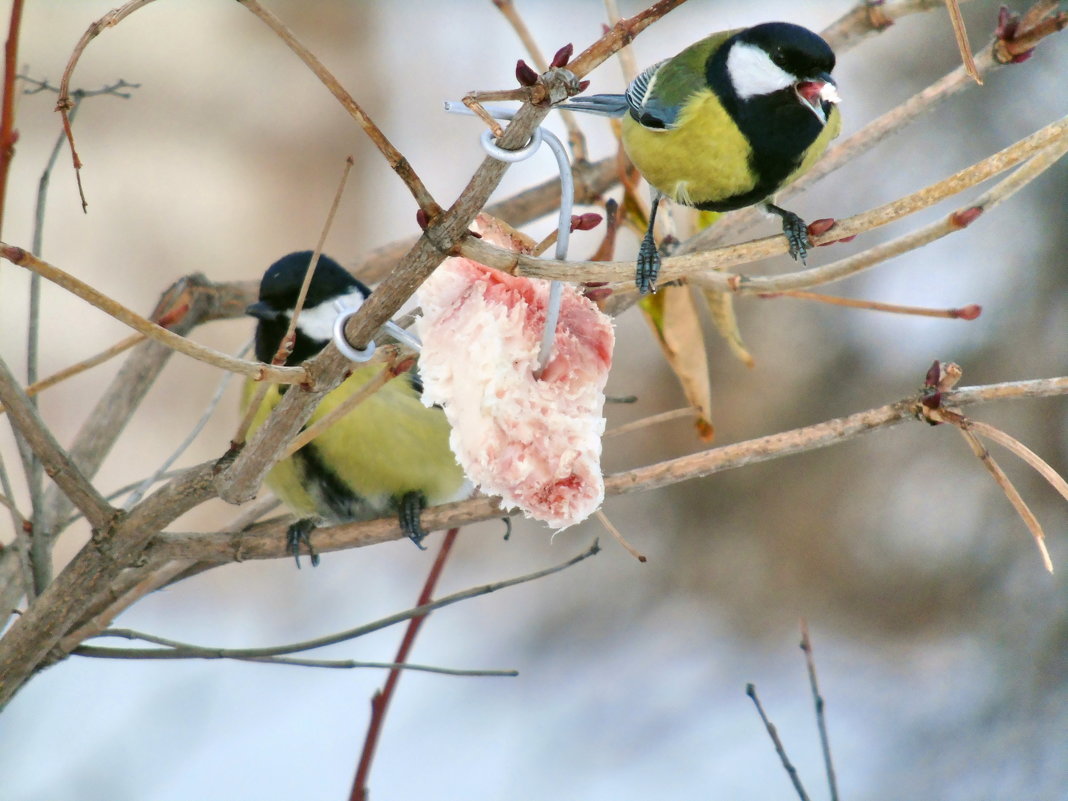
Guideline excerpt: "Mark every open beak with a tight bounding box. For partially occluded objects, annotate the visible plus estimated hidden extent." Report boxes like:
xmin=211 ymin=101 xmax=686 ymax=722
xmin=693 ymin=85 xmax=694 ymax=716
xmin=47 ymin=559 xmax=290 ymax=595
xmin=794 ymin=73 xmax=840 ymax=124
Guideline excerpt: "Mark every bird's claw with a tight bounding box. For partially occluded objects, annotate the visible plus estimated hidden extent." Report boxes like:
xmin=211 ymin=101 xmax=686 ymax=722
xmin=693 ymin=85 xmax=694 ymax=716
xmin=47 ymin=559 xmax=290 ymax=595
xmin=766 ymin=203 xmax=810 ymax=264
xmin=399 ymin=491 xmax=429 ymax=550
xmin=286 ymin=518 xmax=321 ymax=569
xmin=636 ymin=232 xmax=660 ymax=295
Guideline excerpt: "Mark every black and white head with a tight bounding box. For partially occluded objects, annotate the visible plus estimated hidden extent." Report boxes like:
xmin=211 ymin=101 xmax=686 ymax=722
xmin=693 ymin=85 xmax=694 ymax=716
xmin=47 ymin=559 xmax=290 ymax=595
xmin=723 ymin=22 xmax=840 ymax=124
xmin=247 ymin=251 xmax=371 ymax=365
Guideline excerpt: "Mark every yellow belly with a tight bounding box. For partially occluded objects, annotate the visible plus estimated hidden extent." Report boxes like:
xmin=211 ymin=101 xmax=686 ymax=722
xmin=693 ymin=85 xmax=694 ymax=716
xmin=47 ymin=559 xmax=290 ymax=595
xmin=241 ymin=365 xmax=466 ymax=520
xmin=621 ymin=89 xmax=756 ymax=207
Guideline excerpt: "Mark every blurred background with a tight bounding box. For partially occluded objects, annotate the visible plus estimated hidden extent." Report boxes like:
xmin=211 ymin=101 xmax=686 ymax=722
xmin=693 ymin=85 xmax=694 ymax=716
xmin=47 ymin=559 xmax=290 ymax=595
xmin=1 ymin=1 xmax=1066 ymax=799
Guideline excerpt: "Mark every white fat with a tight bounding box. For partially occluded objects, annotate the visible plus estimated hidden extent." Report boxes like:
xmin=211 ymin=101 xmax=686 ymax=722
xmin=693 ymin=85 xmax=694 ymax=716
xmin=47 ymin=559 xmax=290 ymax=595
xmin=726 ymin=41 xmax=796 ymax=99
xmin=820 ymin=82 xmax=841 ymax=105
xmin=292 ymin=288 xmax=366 ymax=341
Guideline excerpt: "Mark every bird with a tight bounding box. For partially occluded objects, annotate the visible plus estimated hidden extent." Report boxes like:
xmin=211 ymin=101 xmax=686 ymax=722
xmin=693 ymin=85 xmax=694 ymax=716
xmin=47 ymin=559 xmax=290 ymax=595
xmin=242 ymin=251 xmax=469 ymax=565
xmin=562 ymin=21 xmax=841 ymax=294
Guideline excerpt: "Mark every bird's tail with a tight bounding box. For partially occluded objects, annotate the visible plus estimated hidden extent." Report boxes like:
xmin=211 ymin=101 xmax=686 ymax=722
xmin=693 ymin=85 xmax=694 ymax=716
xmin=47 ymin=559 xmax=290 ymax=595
xmin=557 ymin=93 xmax=629 ymax=117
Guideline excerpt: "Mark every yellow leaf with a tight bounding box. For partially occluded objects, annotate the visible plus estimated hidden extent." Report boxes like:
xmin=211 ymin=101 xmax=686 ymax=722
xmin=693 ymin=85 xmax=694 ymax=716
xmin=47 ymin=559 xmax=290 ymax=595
xmin=703 ymin=289 xmax=755 ymax=368
xmin=639 ymin=285 xmax=714 ymax=441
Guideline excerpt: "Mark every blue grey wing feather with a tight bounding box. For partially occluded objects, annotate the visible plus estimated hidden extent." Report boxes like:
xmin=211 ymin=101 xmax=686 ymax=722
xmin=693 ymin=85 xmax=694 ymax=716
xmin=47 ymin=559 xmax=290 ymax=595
xmin=625 ymin=59 xmax=679 ymax=130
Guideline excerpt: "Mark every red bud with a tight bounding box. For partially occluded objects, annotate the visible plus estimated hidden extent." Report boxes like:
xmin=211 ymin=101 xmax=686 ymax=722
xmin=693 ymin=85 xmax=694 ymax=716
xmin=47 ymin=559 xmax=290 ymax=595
xmin=570 ymin=212 xmax=603 ymax=231
xmin=952 ymin=304 xmax=982 ymax=320
xmin=950 ymin=207 xmax=983 ymax=228
xmin=806 ymin=217 xmax=836 ymax=237
xmin=551 ymin=43 xmax=574 ymax=68
xmin=925 ymin=360 xmax=942 ymax=389
xmin=515 ymin=59 xmax=539 ymax=87
xmin=416 ymin=209 xmax=430 ymax=229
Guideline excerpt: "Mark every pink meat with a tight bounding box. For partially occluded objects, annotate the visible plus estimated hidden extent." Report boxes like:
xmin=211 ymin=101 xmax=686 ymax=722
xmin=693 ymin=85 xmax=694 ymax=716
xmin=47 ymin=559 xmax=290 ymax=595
xmin=417 ymin=233 xmax=614 ymax=529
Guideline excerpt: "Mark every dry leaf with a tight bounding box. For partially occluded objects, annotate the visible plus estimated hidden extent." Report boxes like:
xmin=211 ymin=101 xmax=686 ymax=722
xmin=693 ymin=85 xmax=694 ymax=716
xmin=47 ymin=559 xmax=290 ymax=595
xmin=639 ymin=285 xmax=714 ymax=441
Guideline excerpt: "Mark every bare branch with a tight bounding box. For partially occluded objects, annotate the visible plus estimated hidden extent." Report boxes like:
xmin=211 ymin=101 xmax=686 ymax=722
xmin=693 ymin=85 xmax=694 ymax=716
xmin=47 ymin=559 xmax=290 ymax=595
xmin=235 ymin=0 xmax=441 ymax=216
xmin=459 ymin=115 xmax=1068 ymax=288
xmin=0 ymin=246 xmax=306 ymax=385
xmin=0 ymin=353 xmax=115 ymax=530
xmin=151 ymin=376 xmax=1068 ymax=564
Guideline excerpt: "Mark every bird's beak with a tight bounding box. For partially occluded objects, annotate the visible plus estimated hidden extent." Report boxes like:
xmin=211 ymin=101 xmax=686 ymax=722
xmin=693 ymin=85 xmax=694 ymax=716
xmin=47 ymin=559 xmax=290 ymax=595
xmin=794 ymin=73 xmax=840 ymax=124
xmin=245 ymin=301 xmax=281 ymax=321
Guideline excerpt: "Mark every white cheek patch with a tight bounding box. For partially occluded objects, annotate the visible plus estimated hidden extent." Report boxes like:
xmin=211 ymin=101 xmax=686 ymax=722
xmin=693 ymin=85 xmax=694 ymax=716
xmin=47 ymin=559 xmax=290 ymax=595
xmin=293 ymin=288 xmax=366 ymax=341
xmin=726 ymin=42 xmax=796 ymax=99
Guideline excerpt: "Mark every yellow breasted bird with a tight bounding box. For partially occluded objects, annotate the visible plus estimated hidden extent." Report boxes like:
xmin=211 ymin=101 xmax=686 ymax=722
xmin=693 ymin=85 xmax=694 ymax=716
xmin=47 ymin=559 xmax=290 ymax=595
xmin=564 ymin=21 xmax=841 ymax=294
xmin=243 ymin=252 xmax=469 ymax=564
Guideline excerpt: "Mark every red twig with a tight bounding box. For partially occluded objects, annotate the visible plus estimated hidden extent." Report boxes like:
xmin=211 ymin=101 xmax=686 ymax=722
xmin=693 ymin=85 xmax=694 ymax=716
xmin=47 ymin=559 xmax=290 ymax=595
xmin=0 ymin=0 xmax=25 ymax=238
xmin=349 ymin=528 xmax=461 ymax=801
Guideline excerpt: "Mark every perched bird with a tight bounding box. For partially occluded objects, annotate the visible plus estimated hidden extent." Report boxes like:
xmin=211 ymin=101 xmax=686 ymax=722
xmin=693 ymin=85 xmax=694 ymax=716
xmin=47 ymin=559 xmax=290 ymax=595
xmin=242 ymin=251 xmax=469 ymax=564
xmin=563 ymin=21 xmax=841 ymax=294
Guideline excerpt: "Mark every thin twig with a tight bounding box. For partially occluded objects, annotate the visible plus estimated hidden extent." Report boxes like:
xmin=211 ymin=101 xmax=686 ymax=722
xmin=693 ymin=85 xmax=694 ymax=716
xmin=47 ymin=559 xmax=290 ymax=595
xmin=0 ymin=353 xmax=115 ymax=530
xmin=55 ymin=0 xmax=159 ymax=211
xmin=746 ymin=683 xmax=812 ymax=801
xmin=0 ymin=245 xmax=306 ymax=384
xmin=72 ymin=645 xmax=517 ymax=675
xmin=966 ymin=420 xmax=1068 ymax=504
xmin=0 ymin=334 xmax=144 ymax=416
xmin=954 ymin=423 xmax=1054 ymax=572
xmin=762 ymin=290 xmax=981 ymax=320
xmin=282 ymin=157 xmax=355 ymax=355
xmin=799 ymin=620 xmax=839 ymax=801
xmin=492 ymin=0 xmax=588 ymax=161
xmin=236 ymin=0 xmax=440 ymax=216
xmin=944 ymin=0 xmax=983 ymax=83
xmin=65 ymin=540 xmax=600 ymax=664
xmin=351 ymin=528 xmax=460 ymax=801
xmin=123 ymin=341 xmax=251 ymax=509
xmin=150 ymin=376 xmax=1068 ymax=564
xmin=284 ymin=349 xmax=413 ymax=458
xmin=0 ymin=0 xmax=25 ymax=237
xmin=604 ymin=406 xmax=698 ymax=438
xmin=594 ymin=509 xmax=646 ymax=562
xmin=464 ymin=116 xmax=1068 ymax=288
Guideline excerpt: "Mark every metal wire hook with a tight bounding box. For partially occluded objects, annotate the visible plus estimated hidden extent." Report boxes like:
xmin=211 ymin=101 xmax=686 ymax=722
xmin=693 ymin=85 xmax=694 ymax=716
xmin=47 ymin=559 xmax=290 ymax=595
xmin=445 ymin=101 xmax=574 ymax=376
xmin=332 ymin=301 xmax=423 ymax=363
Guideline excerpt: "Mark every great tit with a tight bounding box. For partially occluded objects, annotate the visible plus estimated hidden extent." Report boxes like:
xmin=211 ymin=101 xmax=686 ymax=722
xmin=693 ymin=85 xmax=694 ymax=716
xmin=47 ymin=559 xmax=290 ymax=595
xmin=243 ymin=251 xmax=469 ymax=563
xmin=564 ymin=21 xmax=841 ymax=294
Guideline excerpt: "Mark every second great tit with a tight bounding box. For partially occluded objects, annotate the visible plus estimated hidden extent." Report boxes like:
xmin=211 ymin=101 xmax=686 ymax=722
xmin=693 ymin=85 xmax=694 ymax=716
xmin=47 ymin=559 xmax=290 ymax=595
xmin=564 ymin=21 xmax=842 ymax=294
xmin=243 ymin=252 xmax=469 ymax=563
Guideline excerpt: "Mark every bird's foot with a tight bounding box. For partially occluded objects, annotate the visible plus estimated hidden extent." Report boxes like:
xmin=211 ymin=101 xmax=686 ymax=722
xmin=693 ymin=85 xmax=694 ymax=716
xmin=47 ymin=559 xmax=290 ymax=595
xmin=636 ymin=232 xmax=661 ymax=295
xmin=286 ymin=518 xmax=321 ymax=569
xmin=399 ymin=491 xmax=429 ymax=550
xmin=765 ymin=203 xmax=810 ymax=264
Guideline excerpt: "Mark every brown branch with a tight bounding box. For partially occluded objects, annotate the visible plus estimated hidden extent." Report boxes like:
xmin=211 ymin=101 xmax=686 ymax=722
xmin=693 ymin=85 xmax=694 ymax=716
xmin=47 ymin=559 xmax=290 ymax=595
xmin=351 ymin=529 xmax=459 ymax=801
xmin=944 ymin=0 xmax=982 ymax=83
xmin=821 ymin=0 xmax=978 ymax=52
xmin=149 ymin=376 xmax=1068 ymax=565
xmin=458 ymin=115 xmax=1068 ymax=288
xmin=566 ymin=0 xmax=688 ymax=79
xmin=0 ymin=334 xmax=144 ymax=415
xmin=235 ymin=0 xmax=441 ymax=216
xmin=0 ymin=245 xmax=305 ymax=385
xmin=355 ymin=153 xmax=619 ymax=284
xmin=56 ymin=0 xmax=159 ymax=212
xmin=491 ymin=0 xmax=588 ymax=161
xmin=0 ymin=353 xmax=115 ymax=530
xmin=0 ymin=0 xmax=25 ymax=237
xmin=0 ymin=460 xmax=219 ymax=708
xmin=212 ymin=67 xmax=578 ymax=507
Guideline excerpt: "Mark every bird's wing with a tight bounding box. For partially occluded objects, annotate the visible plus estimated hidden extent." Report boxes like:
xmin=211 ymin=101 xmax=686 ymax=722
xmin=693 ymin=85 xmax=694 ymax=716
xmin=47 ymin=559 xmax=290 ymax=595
xmin=626 ymin=29 xmax=738 ymax=130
